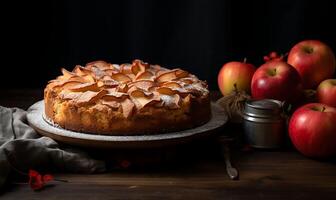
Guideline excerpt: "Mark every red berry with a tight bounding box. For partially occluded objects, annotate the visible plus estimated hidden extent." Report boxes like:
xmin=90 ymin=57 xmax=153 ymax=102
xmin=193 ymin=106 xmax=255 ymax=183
xmin=269 ymin=51 xmax=278 ymax=59
xmin=263 ymin=56 xmax=270 ymax=62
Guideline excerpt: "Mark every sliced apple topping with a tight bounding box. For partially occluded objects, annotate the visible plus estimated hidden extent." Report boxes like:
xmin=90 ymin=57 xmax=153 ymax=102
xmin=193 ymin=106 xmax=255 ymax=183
xmin=170 ymin=94 xmax=181 ymax=109
xmin=130 ymin=90 xmax=160 ymax=110
xmin=52 ymin=80 xmax=82 ymax=89
xmin=86 ymin=60 xmax=110 ymax=70
xmin=120 ymin=64 xmax=133 ymax=74
xmin=130 ymin=63 xmax=146 ymax=75
xmin=155 ymin=69 xmax=168 ymax=77
xmin=98 ymin=77 xmax=118 ymax=88
xmin=156 ymin=87 xmax=176 ymax=95
xmin=111 ymin=73 xmax=132 ymax=83
xmin=73 ymin=65 xmax=85 ymax=76
xmin=135 ymin=71 xmax=154 ymax=80
xmin=160 ymin=81 xmax=182 ymax=89
xmin=133 ymin=59 xmax=149 ymax=69
xmin=73 ymin=65 xmax=82 ymax=73
xmin=151 ymin=64 xmax=162 ymax=71
xmin=67 ymin=76 xmax=86 ymax=83
xmin=155 ymin=70 xmax=178 ymax=83
xmin=102 ymin=75 xmax=113 ymax=81
xmin=111 ymin=64 xmax=119 ymax=70
xmin=120 ymin=98 xmax=135 ymax=118
xmin=179 ymin=78 xmax=194 ymax=85
xmin=73 ymin=65 xmax=92 ymax=76
xmin=172 ymin=87 xmax=190 ymax=97
xmin=131 ymin=59 xmax=148 ymax=75
xmin=147 ymin=85 xmax=157 ymax=92
xmin=129 ymin=80 xmax=155 ymax=91
xmin=49 ymin=59 xmax=209 ymax=116
xmin=175 ymin=69 xmax=189 ymax=78
xmin=61 ymin=68 xmax=76 ymax=79
xmin=98 ymin=79 xmax=119 ymax=88
xmin=103 ymin=69 xmax=115 ymax=77
xmin=160 ymin=94 xmax=181 ymax=109
xmin=127 ymin=85 xmax=138 ymax=94
xmin=75 ymin=90 xmax=108 ymax=105
xmin=47 ymin=81 xmax=64 ymax=90
xmin=151 ymin=91 xmax=161 ymax=101
xmin=62 ymin=81 xmax=83 ymax=90
xmin=117 ymin=83 xmax=129 ymax=93
xmin=97 ymin=81 xmax=104 ymax=88
xmin=105 ymin=88 xmax=117 ymax=93
xmin=83 ymin=74 xmax=96 ymax=83
xmin=59 ymin=91 xmax=82 ymax=100
xmin=68 ymin=82 xmax=99 ymax=92
xmin=55 ymin=75 xmax=65 ymax=81
xmin=190 ymin=82 xmax=209 ymax=94
xmin=131 ymin=63 xmax=141 ymax=75
xmin=102 ymin=91 xmax=128 ymax=101
xmin=101 ymin=100 xmax=120 ymax=109
xmin=130 ymin=90 xmax=152 ymax=98
xmin=91 ymin=66 xmax=105 ymax=79
xmin=128 ymin=73 xmax=136 ymax=81
xmin=92 ymin=104 xmax=107 ymax=112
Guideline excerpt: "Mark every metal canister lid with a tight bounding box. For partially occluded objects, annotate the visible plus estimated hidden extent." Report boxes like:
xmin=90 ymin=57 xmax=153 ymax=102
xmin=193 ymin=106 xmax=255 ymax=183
xmin=244 ymin=99 xmax=283 ymax=118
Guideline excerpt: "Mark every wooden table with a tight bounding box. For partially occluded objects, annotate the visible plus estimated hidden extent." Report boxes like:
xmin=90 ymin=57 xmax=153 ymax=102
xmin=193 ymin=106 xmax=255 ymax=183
xmin=1 ymin=89 xmax=336 ymax=200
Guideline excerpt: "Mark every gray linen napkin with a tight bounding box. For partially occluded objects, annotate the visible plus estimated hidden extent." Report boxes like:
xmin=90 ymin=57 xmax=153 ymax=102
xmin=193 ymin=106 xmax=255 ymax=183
xmin=0 ymin=106 xmax=106 ymax=188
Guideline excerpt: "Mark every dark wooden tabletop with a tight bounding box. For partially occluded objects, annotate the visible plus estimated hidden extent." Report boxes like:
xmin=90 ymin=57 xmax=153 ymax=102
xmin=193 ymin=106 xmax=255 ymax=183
xmin=1 ymin=89 xmax=336 ymax=200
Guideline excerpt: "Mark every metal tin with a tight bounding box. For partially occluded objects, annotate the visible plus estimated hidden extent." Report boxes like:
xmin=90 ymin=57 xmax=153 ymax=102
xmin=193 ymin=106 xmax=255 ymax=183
xmin=243 ymin=99 xmax=285 ymax=148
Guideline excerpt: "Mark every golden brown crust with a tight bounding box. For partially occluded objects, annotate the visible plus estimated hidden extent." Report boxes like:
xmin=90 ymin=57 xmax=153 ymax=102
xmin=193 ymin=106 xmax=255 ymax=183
xmin=44 ymin=59 xmax=211 ymax=135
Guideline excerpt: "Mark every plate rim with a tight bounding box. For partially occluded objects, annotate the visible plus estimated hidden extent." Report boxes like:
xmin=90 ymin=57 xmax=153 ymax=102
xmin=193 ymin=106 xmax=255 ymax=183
xmin=27 ymin=100 xmax=228 ymax=148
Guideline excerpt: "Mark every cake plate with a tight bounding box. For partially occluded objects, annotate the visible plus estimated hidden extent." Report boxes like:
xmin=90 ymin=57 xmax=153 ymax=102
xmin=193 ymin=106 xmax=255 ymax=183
xmin=27 ymin=100 xmax=228 ymax=148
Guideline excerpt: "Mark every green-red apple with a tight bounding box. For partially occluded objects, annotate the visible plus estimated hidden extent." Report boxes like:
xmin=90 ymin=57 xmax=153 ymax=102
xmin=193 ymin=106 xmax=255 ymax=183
xmin=317 ymin=79 xmax=336 ymax=107
xmin=218 ymin=61 xmax=256 ymax=96
xmin=288 ymin=40 xmax=336 ymax=89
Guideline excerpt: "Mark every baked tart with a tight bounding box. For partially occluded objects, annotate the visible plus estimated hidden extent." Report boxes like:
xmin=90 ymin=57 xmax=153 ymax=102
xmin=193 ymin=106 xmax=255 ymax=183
xmin=44 ymin=59 xmax=211 ymax=135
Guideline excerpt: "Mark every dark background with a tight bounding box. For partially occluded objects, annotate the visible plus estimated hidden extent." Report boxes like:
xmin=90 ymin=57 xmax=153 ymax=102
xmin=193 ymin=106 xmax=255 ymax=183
xmin=2 ymin=0 xmax=335 ymax=90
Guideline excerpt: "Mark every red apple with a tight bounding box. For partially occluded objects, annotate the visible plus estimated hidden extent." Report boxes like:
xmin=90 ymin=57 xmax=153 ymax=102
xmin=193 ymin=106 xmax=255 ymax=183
xmin=218 ymin=60 xmax=256 ymax=95
xmin=317 ymin=79 xmax=336 ymax=107
xmin=251 ymin=60 xmax=302 ymax=103
xmin=288 ymin=40 xmax=336 ymax=89
xmin=289 ymin=103 xmax=336 ymax=158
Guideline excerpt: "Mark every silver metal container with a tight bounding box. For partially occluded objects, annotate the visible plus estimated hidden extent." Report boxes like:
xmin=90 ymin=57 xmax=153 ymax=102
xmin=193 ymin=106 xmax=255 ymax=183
xmin=243 ymin=99 xmax=285 ymax=148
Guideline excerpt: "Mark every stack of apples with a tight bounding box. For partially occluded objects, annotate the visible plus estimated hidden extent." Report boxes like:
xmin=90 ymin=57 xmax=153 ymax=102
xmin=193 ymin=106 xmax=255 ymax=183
xmin=218 ymin=40 xmax=336 ymax=158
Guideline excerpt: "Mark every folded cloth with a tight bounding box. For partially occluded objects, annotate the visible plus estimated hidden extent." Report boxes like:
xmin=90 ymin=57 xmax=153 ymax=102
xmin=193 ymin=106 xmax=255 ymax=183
xmin=0 ymin=106 xmax=106 ymax=188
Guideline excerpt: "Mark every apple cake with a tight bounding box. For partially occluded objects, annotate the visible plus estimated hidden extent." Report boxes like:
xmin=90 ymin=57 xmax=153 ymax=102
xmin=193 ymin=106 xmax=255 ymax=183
xmin=44 ymin=59 xmax=211 ymax=135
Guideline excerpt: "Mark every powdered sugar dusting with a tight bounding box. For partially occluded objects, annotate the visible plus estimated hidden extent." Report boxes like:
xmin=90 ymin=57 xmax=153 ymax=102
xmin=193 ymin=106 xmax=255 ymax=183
xmin=160 ymin=94 xmax=174 ymax=105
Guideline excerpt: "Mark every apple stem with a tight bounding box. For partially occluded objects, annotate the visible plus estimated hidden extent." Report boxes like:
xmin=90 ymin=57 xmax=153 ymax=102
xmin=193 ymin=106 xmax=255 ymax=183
xmin=280 ymin=52 xmax=289 ymax=60
xmin=233 ymin=83 xmax=238 ymax=92
xmin=322 ymin=107 xmax=326 ymax=112
xmin=243 ymin=58 xmax=247 ymax=63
